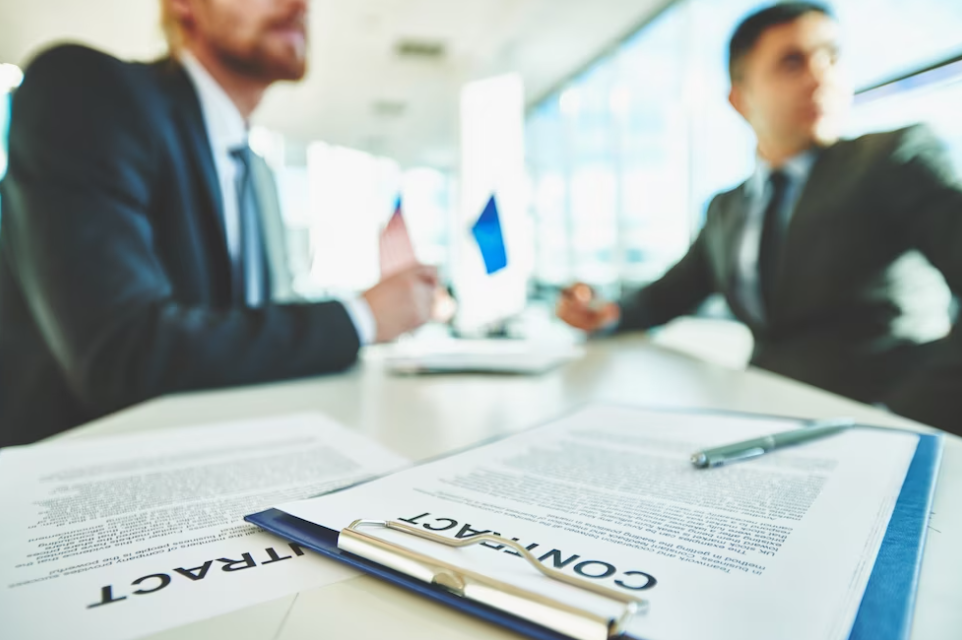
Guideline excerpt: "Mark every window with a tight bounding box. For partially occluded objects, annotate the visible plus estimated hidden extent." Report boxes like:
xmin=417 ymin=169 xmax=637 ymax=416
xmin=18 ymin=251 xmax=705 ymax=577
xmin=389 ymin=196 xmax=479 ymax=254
xmin=249 ymin=126 xmax=454 ymax=298
xmin=841 ymin=0 xmax=962 ymax=173
xmin=848 ymin=62 xmax=962 ymax=172
xmin=525 ymin=0 xmax=962 ymax=294
xmin=835 ymin=0 xmax=962 ymax=89
xmin=255 ymin=141 xmax=452 ymax=298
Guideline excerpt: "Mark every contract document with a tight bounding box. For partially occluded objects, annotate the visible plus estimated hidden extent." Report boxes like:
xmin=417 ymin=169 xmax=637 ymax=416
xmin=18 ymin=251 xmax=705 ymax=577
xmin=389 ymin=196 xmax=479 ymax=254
xmin=272 ymin=405 xmax=920 ymax=640
xmin=0 ymin=413 xmax=406 ymax=640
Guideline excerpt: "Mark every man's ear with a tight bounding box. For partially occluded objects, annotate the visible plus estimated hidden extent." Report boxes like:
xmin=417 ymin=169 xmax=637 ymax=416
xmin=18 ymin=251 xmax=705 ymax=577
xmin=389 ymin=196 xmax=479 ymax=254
xmin=729 ymin=84 xmax=748 ymax=121
xmin=167 ymin=0 xmax=196 ymax=34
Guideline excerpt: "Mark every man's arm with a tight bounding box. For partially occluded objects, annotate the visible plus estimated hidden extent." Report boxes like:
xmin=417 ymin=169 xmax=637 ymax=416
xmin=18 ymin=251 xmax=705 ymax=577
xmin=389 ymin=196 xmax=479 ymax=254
xmin=3 ymin=46 xmax=385 ymax=417
xmin=616 ymin=219 xmax=717 ymax=332
xmin=876 ymin=125 xmax=962 ymax=433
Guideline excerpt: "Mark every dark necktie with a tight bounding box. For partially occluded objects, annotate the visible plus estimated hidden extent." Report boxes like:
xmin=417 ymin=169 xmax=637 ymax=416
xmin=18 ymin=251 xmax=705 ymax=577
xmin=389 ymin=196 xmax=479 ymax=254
xmin=758 ymin=170 xmax=790 ymax=314
xmin=229 ymin=145 xmax=270 ymax=307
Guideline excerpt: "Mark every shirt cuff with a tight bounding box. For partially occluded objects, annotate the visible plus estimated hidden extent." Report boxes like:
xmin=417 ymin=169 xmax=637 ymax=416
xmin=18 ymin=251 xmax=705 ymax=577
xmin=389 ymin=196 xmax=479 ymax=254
xmin=340 ymin=296 xmax=377 ymax=345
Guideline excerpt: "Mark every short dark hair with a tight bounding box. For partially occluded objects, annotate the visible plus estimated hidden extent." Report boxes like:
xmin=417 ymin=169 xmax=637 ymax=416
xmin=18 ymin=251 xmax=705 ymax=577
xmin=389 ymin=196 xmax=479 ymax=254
xmin=728 ymin=2 xmax=835 ymax=83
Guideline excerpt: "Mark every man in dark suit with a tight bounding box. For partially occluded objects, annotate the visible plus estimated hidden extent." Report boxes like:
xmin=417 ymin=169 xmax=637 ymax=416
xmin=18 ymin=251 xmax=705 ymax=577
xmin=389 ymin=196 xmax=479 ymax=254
xmin=558 ymin=2 xmax=962 ymax=433
xmin=0 ymin=0 xmax=439 ymax=445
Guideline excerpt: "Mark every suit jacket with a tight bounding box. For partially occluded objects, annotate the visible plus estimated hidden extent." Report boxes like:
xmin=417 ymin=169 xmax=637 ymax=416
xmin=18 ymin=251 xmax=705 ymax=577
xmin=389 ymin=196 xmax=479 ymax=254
xmin=618 ymin=125 xmax=962 ymax=434
xmin=0 ymin=45 xmax=361 ymax=446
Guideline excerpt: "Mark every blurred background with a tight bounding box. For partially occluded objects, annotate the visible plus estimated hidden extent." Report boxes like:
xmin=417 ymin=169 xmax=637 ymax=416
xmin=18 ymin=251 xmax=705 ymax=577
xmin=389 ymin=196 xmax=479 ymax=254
xmin=1 ymin=0 xmax=961 ymax=341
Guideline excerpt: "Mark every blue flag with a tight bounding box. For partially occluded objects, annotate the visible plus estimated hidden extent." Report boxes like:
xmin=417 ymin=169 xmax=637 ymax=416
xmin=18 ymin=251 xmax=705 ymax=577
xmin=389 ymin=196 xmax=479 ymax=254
xmin=471 ymin=195 xmax=508 ymax=274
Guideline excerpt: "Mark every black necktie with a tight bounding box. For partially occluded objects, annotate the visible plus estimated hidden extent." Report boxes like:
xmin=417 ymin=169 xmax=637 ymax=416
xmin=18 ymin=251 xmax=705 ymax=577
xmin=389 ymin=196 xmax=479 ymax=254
xmin=758 ymin=170 xmax=790 ymax=313
xmin=229 ymin=145 xmax=270 ymax=307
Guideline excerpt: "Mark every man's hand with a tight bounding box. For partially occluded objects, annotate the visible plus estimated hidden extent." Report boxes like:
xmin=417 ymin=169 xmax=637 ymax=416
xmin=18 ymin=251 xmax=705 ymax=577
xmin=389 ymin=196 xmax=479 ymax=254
xmin=363 ymin=265 xmax=439 ymax=342
xmin=556 ymin=282 xmax=621 ymax=333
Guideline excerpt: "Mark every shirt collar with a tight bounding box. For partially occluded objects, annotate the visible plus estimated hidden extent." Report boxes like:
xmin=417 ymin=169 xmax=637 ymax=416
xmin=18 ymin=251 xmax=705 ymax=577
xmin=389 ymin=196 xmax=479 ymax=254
xmin=746 ymin=148 xmax=818 ymax=199
xmin=179 ymin=51 xmax=248 ymax=153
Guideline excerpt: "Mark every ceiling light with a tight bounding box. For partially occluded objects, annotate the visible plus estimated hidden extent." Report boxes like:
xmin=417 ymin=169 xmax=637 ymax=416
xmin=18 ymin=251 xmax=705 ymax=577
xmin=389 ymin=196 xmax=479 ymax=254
xmin=372 ymin=100 xmax=407 ymax=118
xmin=395 ymin=40 xmax=446 ymax=60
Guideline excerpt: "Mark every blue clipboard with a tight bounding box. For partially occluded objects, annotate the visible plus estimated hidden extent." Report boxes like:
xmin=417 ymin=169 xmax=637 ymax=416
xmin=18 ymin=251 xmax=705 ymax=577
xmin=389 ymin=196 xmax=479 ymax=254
xmin=247 ymin=430 xmax=942 ymax=640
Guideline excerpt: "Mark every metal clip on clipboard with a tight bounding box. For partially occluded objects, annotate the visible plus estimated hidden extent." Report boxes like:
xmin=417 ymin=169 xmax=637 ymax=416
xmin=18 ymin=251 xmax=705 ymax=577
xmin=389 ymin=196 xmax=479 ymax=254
xmin=338 ymin=519 xmax=647 ymax=640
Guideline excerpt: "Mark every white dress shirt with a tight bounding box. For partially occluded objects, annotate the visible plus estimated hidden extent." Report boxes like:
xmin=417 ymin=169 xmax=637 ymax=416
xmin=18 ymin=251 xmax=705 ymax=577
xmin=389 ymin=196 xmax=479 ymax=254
xmin=734 ymin=149 xmax=818 ymax=324
xmin=179 ymin=52 xmax=376 ymax=344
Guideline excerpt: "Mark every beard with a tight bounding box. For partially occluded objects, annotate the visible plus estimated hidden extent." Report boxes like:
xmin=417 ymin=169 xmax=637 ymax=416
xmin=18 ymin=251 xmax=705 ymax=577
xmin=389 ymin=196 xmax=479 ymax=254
xmin=212 ymin=15 xmax=308 ymax=82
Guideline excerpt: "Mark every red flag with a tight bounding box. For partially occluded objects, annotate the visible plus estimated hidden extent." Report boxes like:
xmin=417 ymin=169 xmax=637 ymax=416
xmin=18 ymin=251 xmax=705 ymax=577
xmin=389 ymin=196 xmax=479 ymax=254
xmin=379 ymin=197 xmax=417 ymax=279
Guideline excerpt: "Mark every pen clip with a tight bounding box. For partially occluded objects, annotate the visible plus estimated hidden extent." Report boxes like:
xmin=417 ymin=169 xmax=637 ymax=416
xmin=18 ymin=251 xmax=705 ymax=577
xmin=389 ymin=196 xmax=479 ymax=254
xmin=715 ymin=446 xmax=767 ymax=467
xmin=691 ymin=416 xmax=857 ymax=469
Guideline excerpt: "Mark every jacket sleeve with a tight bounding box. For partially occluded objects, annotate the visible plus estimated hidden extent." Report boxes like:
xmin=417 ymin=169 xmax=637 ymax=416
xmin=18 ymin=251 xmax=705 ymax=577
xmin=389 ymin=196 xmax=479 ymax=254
xmin=2 ymin=45 xmax=361 ymax=418
xmin=616 ymin=206 xmax=718 ymax=332
xmin=876 ymin=125 xmax=962 ymax=433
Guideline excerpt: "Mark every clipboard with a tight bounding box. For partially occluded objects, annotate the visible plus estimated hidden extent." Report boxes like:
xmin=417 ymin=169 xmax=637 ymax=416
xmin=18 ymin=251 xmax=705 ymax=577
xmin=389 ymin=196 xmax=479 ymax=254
xmin=247 ymin=429 xmax=942 ymax=640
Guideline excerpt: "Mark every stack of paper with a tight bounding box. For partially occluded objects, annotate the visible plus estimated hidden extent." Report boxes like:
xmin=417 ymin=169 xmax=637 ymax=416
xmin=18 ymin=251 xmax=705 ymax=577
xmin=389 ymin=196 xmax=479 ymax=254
xmin=0 ymin=414 xmax=406 ymax=640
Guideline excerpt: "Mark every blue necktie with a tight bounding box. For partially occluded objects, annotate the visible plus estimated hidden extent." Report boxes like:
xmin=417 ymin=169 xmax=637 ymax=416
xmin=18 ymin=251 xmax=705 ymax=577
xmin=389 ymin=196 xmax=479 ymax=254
xmin=229 ymin=145 xmax=270 ymax=307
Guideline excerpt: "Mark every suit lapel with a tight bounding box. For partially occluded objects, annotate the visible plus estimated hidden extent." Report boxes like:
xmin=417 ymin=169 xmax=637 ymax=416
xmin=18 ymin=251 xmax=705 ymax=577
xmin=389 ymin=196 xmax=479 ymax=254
xmin=710 ymin=185 xmax=760 ymax=327
xmin=153 ymin=58 xmax=230 ymax=270
xmin=717 ymin=185 xmax=750 ymax=292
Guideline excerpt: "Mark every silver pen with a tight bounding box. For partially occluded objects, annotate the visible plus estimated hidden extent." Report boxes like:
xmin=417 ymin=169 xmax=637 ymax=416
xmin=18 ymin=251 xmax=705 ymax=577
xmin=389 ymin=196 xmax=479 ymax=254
xmin=690 ymin=417 xmax=856 ymax=468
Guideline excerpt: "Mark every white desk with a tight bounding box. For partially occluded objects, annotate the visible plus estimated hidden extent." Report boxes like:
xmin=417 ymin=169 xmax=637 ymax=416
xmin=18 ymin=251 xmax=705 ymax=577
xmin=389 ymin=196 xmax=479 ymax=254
xmin=55 ymin=334 xmax=962 ymax=640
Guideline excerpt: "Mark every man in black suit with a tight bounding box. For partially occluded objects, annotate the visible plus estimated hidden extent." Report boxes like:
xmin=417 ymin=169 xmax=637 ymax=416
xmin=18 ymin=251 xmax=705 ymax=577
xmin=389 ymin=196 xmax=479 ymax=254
xmin=0 ymin=0 xmax=439 ymax=445
xmin=558 ymin=2 xmax=962 ymax=433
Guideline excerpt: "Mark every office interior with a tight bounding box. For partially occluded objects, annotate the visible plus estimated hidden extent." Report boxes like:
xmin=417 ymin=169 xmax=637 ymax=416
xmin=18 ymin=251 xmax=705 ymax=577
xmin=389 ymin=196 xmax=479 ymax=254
xmin=2 ymin=2 xmax=962 ymax=639
xmin=2 ymin=0 xmax=961 ymax=361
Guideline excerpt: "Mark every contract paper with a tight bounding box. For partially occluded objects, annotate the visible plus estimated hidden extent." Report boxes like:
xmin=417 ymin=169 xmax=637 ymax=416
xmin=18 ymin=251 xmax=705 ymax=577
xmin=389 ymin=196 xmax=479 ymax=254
xmin=0 ymin=413 xmax=407 ymax=640
xmin=275 ymin=405 xmax=919 ymax=640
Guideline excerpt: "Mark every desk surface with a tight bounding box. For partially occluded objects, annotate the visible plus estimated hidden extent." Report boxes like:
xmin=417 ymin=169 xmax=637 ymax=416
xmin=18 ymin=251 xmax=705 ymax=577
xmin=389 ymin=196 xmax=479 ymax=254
xmin=56 ymin=334 xmax=961 ymax=640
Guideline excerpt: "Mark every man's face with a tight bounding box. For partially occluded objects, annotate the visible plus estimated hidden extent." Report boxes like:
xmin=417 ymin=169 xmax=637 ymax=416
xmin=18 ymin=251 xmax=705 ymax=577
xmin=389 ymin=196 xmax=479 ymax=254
xmin=730 ymin=13 xmax=852 ymax=152
xmin=186 ymin=0 xmax=308 ymax=81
